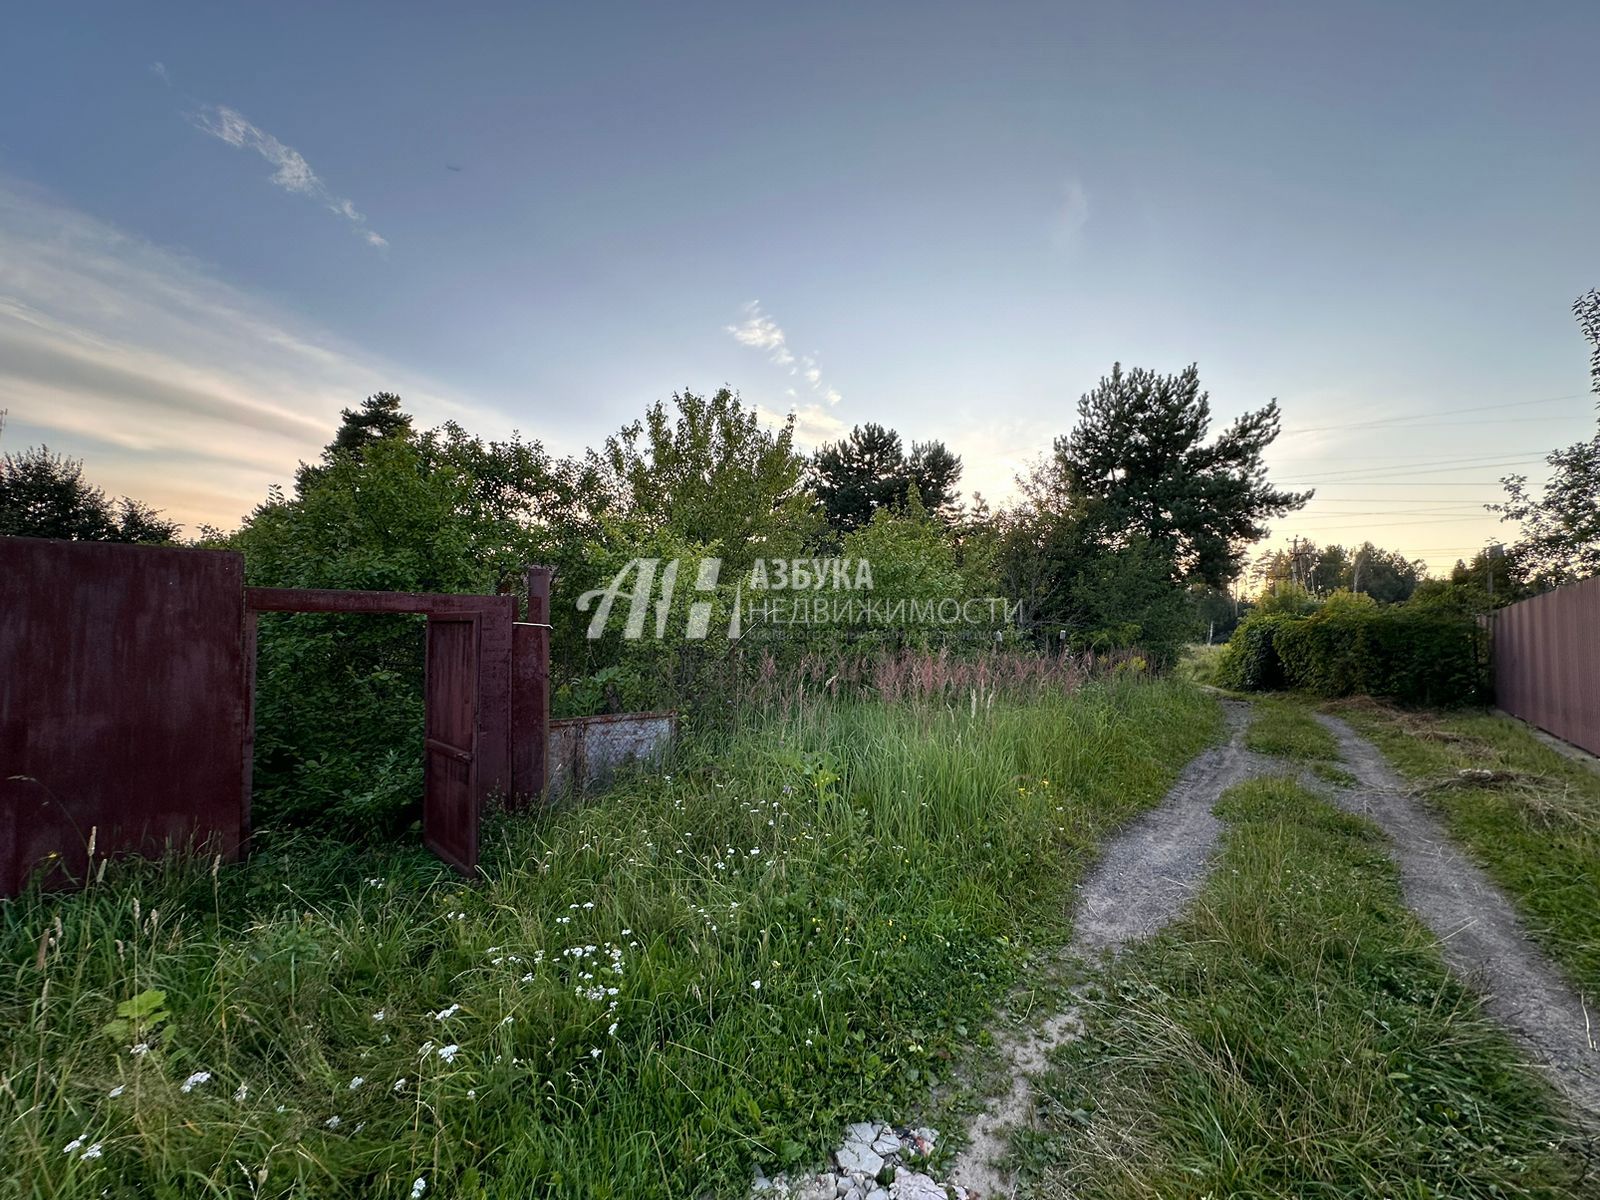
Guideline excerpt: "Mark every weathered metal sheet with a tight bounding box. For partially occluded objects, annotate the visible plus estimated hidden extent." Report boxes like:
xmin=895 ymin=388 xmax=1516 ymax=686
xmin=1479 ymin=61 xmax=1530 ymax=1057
xmin=1494 ymin=575 xmax=1600 ymax=756
xmin=0 ymin=537 xmax=247 ymax=894
xmin=0 ymin=547 xmax=545 ymax=892
xmin=546 ymin=711 xmax=676 ymax=799
xmin=509 ymin=565 xmax=554 ymax=807
xmin=423 ymin=615 xmax=479 ymax=872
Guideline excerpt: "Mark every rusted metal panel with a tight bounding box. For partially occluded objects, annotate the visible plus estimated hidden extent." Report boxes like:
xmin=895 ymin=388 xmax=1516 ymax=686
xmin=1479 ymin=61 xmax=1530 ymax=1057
xmin=0 ymin=537 xmax=247 ymax=895
xmin=1494 ymin=575 xmax=1600 ymax=756
xmin=509 ymin=565 xmax=553 ymax=807
xmin=423 ymin=615 xmax=479 ymax=873
xmin=546 ymin=711 xmax=676 ymax=798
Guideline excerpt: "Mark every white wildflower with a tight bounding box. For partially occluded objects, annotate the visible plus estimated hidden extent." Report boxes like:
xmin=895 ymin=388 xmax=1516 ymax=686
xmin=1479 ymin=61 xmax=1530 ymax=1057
xmin=107 ymin=1084 xmax=125 ymax=1098
xmin=80 ymin=1143 xmax=103 ymax=1161
xmin=62 ymin=1137 xmax=85 ymax=1156
xmin=411 ymin=1178 xmax=427 ymax=1199
xmin=433 ymin=1004 xmax=461 ymax=1021
xmin=372 ymin=1009 xmax=386 ymax=1022
xmin=437 ymin=1044 xmax=460 ymax=1063
xmin=325 ymin=1115 xmax=341 ymax=1129
xmin=751 ymin=979 xmax=761 ymax=990
xmin=180 ymin=1070 xmax=212 ymax=1093
xmin=129 ymin=1042 xmax=149 ymax=1057
xmin=348 ymin=1076 xmax=365 ymax=1090
xmin=393 ymin=1077 xmax=408 ymax=1091
xmin=233 ymin=1083 xmax=249 ymax=1102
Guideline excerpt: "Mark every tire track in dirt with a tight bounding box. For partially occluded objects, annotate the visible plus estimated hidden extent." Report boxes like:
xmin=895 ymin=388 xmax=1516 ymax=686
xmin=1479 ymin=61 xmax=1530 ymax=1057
xmin=952 ymin=698 xmax=1285 ymax=1195
xmin=1315 ymin=712 xmax=1600 ymax=1118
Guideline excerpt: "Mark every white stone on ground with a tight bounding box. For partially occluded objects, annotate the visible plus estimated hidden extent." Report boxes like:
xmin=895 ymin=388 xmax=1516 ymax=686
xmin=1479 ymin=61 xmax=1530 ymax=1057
xmin=752 ymin=1122 xmax=966 ymax=1200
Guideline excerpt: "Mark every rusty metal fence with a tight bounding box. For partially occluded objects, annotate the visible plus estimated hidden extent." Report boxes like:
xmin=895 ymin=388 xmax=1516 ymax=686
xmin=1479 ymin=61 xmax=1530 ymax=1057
xmin=1494 ymin=574 xmax=1600 ymax=756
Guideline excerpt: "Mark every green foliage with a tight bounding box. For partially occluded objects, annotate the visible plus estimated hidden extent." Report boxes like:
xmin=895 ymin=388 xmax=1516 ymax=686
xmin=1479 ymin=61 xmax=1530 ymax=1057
xmin=1213 ymin=612 xmax=1297 ymax=691
xmin=237 ymin=415 xmax=561 ymax=833
xmin=1030 ymin=776 xmax=1587 ymax=1197
xmin=0 ymin=444 xmax=179 ymax=543
xmin=838 ymin=486 xmax=974 ymax=639
xmin=810 ymin=423 xmax=963 ymax=535
xmin=1495 ymin=291 xmax=1600 ymax=587
xmin=1219 ymin=607 xmax=1490 ymax=706
xmin=1253 ymin=540 xmax=1425 ymax=603
xmin=0 ymin=682 xmax=1218 ymax=1200
xmin=1055 ymin=362 xmax=1310 ymax=589
xmin=591 ymin=388 xmax=819 ymax=574
xmin=1254 ymin=581 xmax=1319 ymax=616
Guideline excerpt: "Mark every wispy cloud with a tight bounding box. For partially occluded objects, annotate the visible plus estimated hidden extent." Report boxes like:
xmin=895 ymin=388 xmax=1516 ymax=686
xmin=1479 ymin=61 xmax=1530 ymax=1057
xmin=149 ymin=61 xmax=170 ymax=86
xmin=726 ymin=300 xmax=843 ymax=407
xmin=1052 ymin=179 xmax=1089 ymax=249
xmin=0 ymin=179 xmax=489 ymax=530
xmin=191 ymin=105 xmax=388 ymax=249
xmin=726 ymin=300 xmax=794 ymax=367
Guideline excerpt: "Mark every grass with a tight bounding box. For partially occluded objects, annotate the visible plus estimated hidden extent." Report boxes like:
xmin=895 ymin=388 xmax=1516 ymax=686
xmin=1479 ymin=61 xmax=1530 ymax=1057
xmin=1243 ymin=696 xmax=1340 ymax=763
xmin=1174 ymin=642 xmax=1227 ymax=688
xmin=1025 ymin=776 xmax=1590 ymax=1199
xmin=1335 ymin=699 xmax=1600 ymax=999
xmin=0 ymin=679 xmax=1218 ymax=1200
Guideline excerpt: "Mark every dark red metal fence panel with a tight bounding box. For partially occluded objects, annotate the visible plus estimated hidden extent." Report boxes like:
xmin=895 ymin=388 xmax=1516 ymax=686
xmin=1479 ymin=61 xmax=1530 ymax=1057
xmin=423 ymin=615 xmax=479 ymax=873
xmin=509 ymin=565 xmax=553 ymax=807
xmin=0 ymin=538 xmax=247 ymax=895
xmin=1494 ymin=574 xmax=1600 ymax=756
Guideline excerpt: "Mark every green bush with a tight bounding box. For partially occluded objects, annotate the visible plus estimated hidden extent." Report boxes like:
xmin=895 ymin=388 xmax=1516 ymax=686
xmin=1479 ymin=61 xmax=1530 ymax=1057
xmin=1218 ymin=607 xmax=1488 ymax=706
xmin=1214 ymin=612 xmax=1297 ymax=691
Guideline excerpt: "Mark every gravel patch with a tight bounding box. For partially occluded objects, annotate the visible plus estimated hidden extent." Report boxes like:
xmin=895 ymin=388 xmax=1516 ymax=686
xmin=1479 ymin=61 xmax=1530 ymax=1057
xmin=1315 ymin=712 xmax=1600 ymax=1118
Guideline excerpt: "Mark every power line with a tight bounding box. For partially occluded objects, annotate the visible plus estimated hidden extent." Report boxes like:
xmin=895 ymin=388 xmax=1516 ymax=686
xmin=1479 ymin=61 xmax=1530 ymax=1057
xmin=1282 ymin=457 xmax=1546 ymax=484
xmin=1283 ymin=391 xmax=1588 ymax=436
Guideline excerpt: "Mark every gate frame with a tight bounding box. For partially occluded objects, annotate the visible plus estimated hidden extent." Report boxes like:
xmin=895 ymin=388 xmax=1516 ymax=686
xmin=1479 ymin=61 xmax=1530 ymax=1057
xmin=243 ymin=586 xmax=521 ymax=870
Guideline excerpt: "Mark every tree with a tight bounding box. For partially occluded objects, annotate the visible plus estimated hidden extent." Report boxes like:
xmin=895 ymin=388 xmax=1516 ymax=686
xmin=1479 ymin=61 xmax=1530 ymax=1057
xmin=1054 ymin=363 xmax=1310 ymax=589
xmin=811 ymin=422 xmax=963 ymax=534
xmin=0 ymin=444 xmax=179 ymax=543
xmin=594 ymin=388 xmax=818 ymax=570
xmin=235 ymin=397 xmax=565 ymax=834
xmin=1494 ymin=290 xmax=1600 ymax=587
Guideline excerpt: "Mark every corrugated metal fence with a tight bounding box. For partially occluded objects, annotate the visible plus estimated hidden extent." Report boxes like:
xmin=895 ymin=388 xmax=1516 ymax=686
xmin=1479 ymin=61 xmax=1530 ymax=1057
xmin=1494 ymin=574 xmax=1600 ymax=756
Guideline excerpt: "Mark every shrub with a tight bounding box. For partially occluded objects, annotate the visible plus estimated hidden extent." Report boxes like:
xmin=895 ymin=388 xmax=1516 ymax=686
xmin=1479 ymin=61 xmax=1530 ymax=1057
xmin=1214 ymin=612 xmax=1298 ymax=691
xmin=1219 ymin=607 xmax=1488 ymax=706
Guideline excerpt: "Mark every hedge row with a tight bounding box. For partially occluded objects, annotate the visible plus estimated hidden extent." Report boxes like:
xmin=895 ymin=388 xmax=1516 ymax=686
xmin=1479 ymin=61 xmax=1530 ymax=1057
xmin=1216 ymin=608 xmax=1489 ymax=706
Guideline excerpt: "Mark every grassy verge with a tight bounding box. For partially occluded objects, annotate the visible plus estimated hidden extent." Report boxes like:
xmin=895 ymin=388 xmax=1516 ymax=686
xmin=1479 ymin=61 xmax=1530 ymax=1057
xmin=1336 ymin=700 xmax=1600 ymax=999
xmin=1026 ymin=776 xmax=1589 ymax=1199
xmin=1 ymin=679 xmax=1218 ymax=1200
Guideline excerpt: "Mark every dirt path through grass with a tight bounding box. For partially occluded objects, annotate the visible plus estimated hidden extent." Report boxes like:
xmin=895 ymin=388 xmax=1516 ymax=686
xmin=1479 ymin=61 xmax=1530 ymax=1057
xmin=1070 ymin=697 xmax=1266 ymax=954
xmin=1316 ymin=711 xmax=1600 ymax=1117
xmin=953 ymin=698 xmax=1600 ymax=1197
xmin=952 ymin=698 xmax=1289 ymax=1194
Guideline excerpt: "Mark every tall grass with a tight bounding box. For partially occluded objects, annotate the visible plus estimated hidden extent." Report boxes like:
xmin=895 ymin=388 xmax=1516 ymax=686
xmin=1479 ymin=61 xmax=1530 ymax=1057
xmin=1 ymin=679 xmax=1216 ymax=1199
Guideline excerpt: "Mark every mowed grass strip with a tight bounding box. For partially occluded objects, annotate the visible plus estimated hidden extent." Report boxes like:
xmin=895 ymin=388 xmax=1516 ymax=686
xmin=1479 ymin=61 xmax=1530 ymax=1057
xmin=1027 ymin=776 xmax=1589 ymax=1200
xmin=1338 ymin=700 xmax=1600 ymax=999
xmin=0 ymin=680 xmax=1217 ymax=1200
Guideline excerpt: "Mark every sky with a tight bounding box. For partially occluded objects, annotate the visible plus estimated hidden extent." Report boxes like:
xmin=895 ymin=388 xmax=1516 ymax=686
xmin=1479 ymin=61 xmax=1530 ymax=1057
xmin=1 ymin=1 xmax=1596 ymax=576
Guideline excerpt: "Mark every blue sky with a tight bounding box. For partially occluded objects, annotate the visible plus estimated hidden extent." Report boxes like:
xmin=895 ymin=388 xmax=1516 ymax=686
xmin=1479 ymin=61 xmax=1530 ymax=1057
xmin=1 ymin=1 xmax=1596 ymax=574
